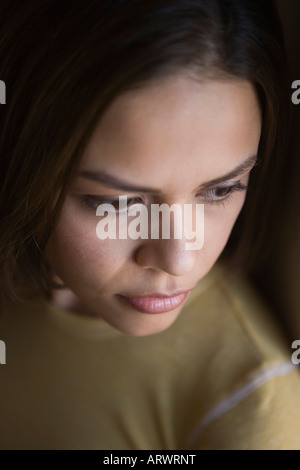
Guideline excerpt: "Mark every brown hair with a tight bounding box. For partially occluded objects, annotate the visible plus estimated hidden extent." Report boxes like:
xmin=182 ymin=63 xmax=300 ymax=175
xmin=0 ymin=0 xmax=290 ymax=300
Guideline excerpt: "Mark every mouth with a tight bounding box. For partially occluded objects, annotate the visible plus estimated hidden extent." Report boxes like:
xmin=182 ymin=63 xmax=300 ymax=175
xmin=117 ymin=289 xmax=193 ymax=314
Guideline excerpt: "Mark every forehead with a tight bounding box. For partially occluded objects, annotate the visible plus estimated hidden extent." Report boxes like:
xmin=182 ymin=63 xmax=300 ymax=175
xmin=80 ymin=75 xmax=262 ymax=188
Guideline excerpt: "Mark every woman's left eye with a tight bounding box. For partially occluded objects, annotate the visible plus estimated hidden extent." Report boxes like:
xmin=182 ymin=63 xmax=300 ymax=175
xmin=197 ymin=182 xmax=248 ymax=205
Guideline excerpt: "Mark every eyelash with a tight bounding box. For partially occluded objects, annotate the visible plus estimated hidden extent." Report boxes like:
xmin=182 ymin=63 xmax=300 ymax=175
xmin=196 ymin=181 xmax=248 ymax=207
xmin=78 ymin=181 xmax=248 ymax=212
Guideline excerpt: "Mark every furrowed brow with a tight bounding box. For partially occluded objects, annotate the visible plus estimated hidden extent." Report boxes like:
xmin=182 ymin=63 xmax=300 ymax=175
xmin=79 ymin=170 xmax=161 ymax=193
xmin=199 ymin=155 xmax=258 ymax=189
xmin=79 ymin=154 xmax=258 ymax=193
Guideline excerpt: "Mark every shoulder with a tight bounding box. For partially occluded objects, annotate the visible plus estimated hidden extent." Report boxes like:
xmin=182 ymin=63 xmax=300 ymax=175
xmin=179 ymin=263 xmax=300 ymax=449
xmin=188 ymin=363 xmax=300 ymax=449
xmin=181 ymin=262 xmax=292 ymax=363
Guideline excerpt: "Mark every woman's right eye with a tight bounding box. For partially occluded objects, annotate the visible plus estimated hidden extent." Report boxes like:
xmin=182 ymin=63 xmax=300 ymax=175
xmin=79 ymin=195 xmax=144 ymax=213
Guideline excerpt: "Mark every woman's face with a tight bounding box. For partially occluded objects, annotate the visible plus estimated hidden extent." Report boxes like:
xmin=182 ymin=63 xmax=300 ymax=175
xmin=45 ymin=75 xmax=261 ymax=336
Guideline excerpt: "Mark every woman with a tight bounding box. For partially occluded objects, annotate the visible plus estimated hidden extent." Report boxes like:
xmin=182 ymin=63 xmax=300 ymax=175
xmin=0 ymin=0 xmax=300 ymax=450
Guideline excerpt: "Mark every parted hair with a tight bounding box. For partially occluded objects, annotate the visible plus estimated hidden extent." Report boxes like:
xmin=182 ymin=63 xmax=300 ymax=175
xmin=0 ymin=0 xmax=289 ymax=300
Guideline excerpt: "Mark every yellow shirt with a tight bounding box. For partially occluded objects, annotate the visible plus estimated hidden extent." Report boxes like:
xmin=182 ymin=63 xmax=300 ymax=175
xmin=0 ymin=264 xmax=300 ymax=450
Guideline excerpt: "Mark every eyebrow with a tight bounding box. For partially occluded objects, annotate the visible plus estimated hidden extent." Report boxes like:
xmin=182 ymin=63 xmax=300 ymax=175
xmin=79 ymin=154 xmax=258 ymax=193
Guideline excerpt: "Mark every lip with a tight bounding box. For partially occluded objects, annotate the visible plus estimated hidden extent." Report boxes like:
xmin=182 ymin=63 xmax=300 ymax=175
xmin=117 ymin=289 xmax=193 ymax=314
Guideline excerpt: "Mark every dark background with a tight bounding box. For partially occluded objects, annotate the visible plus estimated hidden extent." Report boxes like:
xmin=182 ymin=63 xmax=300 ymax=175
xmin=253 ymin=0 xmax=300 ymax=340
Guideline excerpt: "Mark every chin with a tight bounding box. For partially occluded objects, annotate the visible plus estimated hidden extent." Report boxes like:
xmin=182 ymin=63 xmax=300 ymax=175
xmin=110 ymin=311 xmax=180 ymax=337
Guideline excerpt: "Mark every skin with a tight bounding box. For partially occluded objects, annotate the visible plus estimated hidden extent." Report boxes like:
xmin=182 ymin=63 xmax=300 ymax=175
xmin=45 ymin=74 xmax=262 ymax=336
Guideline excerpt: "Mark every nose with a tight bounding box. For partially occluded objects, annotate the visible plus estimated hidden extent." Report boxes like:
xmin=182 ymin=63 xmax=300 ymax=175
xmin=135 ymin=237 xmax=197 ymax=276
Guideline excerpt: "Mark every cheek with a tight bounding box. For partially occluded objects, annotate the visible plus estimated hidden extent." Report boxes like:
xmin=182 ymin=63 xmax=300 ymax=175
xmin=45 ymin=203 xmax=130 ymax=284
xmin=203 ymin=195 xmax=246 ymax=254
